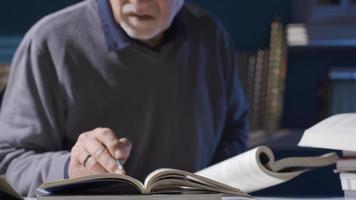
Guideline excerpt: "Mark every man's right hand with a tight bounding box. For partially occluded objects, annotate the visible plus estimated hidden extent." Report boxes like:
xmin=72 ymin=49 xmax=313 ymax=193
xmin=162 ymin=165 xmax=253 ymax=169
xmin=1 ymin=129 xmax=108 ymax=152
xmin=68 ymin=128 xmax=132 ymax=178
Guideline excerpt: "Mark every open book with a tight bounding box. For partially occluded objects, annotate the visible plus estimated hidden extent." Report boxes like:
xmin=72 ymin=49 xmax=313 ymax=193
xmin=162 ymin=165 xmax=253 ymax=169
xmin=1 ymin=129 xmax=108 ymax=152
xmin=36 ymin=145 xmax=337 ymax=198
xmin=37 ymin=168 xmax=253 ymax=199
xmin=298 ymin=113 xmax=356 ymax=151
xmin=0 ymin=176 xmax=23 ymax=200
xmin=196 ymin=146 xmax=338 ymax=193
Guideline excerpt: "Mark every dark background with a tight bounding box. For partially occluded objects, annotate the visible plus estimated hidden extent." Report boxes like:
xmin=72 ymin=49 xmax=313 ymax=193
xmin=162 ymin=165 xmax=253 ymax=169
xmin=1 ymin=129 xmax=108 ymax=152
xmin=0 ymin=0 xmax=353 ymax=197
xmin=2 ymin=0 xmax=354 ymax=130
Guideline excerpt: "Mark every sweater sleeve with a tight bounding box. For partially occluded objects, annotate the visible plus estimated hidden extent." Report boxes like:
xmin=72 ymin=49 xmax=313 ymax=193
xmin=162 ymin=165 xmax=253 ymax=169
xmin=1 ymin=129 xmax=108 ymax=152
xmin=0 ymin=32 xmax=70 ymax=197
xmin=210 ymin=25 xmax=249 ymax=164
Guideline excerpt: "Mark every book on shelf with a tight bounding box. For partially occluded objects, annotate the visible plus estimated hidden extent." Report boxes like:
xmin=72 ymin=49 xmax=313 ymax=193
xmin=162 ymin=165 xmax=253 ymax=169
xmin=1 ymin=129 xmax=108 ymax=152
xmin=317 ymin=68 xmax=356 ymax=122
xmin=331 ymin=79 xmax=356 ymax=114
xmin=298 ymin=113 xmax=356 ymax=152
xmin=337 ymin=158 xmax=356 ymax=172
xmin=344 ymin=190 xmax=356 ymax=200
xmin=344 ymin=151 xmax=356 ymax=157
xmin=339 ymin=173 xmax=356 ymax=191
xmin=238 ymin=19 xmax=287 ymax=132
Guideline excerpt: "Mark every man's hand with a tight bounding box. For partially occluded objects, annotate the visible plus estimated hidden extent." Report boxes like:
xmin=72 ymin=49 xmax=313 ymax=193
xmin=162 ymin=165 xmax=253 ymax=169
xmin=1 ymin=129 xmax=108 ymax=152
xmin=68 ymin=128 xmax=132 ymax=178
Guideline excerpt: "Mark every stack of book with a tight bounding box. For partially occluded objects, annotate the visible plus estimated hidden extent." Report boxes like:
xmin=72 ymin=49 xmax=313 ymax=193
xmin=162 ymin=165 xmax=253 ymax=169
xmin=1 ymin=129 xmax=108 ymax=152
xmin=286 ymin=23 xmax=356 ymax=47
xmin=298 ymin=113 xmax=356 ymax=199
xmin=337 ymin=151 xmax=356 ymax=199
xmin=0 ymin=64 xmax=9 ymax=91
xmin=328 ymin=68 xmax=356 ymax=115
xmin=265 ymin=18 xmax=287 ymax=132
xmin=238 ymin=18 xmax=287 ymax=133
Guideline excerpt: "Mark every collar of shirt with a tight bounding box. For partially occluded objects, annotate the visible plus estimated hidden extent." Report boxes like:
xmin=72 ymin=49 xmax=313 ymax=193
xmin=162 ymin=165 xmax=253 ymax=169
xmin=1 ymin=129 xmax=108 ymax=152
xmin=97 ymin=0 xmax=188 ymax=52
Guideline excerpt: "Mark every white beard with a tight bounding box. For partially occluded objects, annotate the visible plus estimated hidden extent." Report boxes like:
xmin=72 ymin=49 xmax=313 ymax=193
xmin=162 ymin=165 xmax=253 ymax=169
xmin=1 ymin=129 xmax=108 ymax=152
xmin=120 ymin=0 xmax=184 ymax=40
xmin=121 ymin=18 xmax=164 ymax=40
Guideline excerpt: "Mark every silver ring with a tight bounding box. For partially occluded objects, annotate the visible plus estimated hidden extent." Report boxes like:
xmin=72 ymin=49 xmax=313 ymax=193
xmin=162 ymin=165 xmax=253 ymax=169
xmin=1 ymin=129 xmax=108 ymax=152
xmin=83 ymin=154 xmax=92 ymax=168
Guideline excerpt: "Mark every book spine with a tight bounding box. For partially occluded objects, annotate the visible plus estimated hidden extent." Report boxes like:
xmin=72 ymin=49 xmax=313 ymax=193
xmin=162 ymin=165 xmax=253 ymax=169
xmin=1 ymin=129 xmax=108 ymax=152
xmin=265 ymin=19 xmax=287 ymax=132
xmin=345 ymin=190 xmax=356 ymax=200
xmin=343 ymin=151 xmax=356 ymax=157
xmin=340 ymin=173 xmax=356 ymax=191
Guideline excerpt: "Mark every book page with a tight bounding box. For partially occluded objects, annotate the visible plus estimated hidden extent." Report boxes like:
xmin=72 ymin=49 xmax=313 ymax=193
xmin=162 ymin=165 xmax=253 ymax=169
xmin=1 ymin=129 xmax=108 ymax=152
xmin=37 ymin=173 xmax=145 ymax=196
xmin=343 ymin=151 xmax=356 ymax=157
xmin=298 ymin=113 xmax=356 ymax=151
xmin=311 ymin=113 xmax=356 ymax=129
xmin=267 ymin=152 xmax=338 ymax=172
xmin=0 ymin=176 xmax=22 ymax=200
xmin=195 ymin=146 xmax=301 ymax=193
xmin=144 ymin=168 xmax=250 ymax=197
xmin=149 ymin=179 xmax=240 ymax=194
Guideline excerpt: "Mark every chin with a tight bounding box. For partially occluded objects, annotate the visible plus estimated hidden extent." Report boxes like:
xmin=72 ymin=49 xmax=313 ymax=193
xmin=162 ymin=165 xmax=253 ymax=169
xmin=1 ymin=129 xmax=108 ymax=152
xmin=123 ymin=25 xmax=163 ymax=41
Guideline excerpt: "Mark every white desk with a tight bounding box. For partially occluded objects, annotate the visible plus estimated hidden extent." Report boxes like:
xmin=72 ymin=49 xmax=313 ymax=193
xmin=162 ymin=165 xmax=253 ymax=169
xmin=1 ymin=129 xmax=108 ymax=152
xmin=25 ymin=197 xmax=344 ymax=200
xmin=260 ymin=197 xmax=343 ymax=200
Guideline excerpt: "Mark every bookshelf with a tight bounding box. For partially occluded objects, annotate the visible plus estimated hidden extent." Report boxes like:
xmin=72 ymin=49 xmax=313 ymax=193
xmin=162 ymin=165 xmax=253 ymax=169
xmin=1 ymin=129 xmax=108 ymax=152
xmin=239 ymin=19 xmax=287 ymax=145
xmin=282 ymin=45 xmax=356 ymax=129
xmin=0 ymin=36 xmax=21 ymax=64
xmin=281 ymin=0 xmax=356 ymax=128
xmin=293 ymin=0 xmax=356 ymax=24
xmin=0 ymin=36 xmax=15 ymax=93
xmin=0 ymin=64 xmax=9 ymax=92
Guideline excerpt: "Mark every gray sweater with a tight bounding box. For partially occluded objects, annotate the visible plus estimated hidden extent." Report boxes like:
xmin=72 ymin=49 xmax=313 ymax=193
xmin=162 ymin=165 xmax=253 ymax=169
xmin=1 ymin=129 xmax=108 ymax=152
xmin=0 ymin=0 xmax=248 ymax=197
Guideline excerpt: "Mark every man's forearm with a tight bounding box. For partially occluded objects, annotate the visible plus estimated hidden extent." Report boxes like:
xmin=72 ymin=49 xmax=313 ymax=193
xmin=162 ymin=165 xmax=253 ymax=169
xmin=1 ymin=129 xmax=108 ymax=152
xmin=0 ymin=147 xmax=69 ymax=197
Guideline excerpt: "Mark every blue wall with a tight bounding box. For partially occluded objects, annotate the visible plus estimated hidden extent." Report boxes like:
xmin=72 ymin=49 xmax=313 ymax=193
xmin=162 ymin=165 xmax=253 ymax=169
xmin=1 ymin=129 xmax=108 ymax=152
xmin=282 ymin=47 xmax=356 ymax=128
xmin=0 ymin=0 xmax=81 ymax=35
xmin=0 ymin=0 xmax=79 ymax=63
xmin=189 ymin=0 xmax=292 ymax=51
xmin=0 ymin=0 xmax=292 ymax=52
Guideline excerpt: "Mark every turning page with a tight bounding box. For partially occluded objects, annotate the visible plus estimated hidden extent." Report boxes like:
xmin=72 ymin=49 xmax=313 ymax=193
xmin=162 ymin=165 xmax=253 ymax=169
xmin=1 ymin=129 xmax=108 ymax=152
xmin=195 ymin=146 xmax=301 ymax=193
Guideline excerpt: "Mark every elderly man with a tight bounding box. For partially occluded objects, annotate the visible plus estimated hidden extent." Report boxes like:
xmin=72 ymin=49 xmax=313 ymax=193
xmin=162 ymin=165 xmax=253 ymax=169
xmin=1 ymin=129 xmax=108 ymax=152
xmin=0 ymin=0 xmax=248 ymax=197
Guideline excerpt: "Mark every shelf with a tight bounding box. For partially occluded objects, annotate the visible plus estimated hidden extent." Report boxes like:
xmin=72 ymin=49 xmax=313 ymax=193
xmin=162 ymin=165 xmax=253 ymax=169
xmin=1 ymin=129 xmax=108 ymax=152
xmin=287 ymin=23 xmax=356 ymax=48
xmin=0 ymin=36 xmax=22 ymax=63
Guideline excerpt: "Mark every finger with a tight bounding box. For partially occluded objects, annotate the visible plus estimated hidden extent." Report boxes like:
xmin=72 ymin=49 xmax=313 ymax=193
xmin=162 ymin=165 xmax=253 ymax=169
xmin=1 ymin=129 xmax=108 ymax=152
xmin=83 ymin=156 xmax=108 ymax=174
xmin=76 ymin=147 xmax=91 ymax=166
xmin=93 ymin=128 xmax=131 ymax=161
xmin=83 ymin=135 xmax=121 ymax=173
xmin=92 ymin=128 xmax=123 ymax=159
xmin=70 ymin=143 xmax=108 ymax=176
xmin=118 ymin=138 xmax=132 ymax=163
xmin=70 ymin=143 xmax=88 ymax=169
xmin=72 ymin=140 xmax=93 ymax=167
xmin=69 ymin=152 xmax=93 ymax=178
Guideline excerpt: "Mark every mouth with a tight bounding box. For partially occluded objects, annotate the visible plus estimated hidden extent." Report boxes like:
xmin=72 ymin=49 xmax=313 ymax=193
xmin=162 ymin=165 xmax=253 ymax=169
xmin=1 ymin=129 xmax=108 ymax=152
xmin=127 ymin=13 xmax=155 ymax=21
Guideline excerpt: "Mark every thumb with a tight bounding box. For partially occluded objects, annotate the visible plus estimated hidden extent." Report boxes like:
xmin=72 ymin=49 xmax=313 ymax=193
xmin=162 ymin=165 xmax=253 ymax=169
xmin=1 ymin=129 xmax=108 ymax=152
xmin=119 ymin=138 xmax=132 ymax=163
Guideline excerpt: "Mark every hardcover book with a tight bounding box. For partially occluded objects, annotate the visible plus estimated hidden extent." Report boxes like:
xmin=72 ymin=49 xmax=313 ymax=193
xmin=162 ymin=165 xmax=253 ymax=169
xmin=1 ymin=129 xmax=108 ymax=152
xmin=0 ymin=145 xmax=338 ymax=200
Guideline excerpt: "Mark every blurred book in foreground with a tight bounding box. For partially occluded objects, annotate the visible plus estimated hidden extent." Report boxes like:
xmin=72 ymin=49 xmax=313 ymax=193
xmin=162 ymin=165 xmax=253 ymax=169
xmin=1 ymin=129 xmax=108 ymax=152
xmin=298 ymin=113 xmax=356 ymax=199
xmin=298 ymin=113 xmax=356 ymax=152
